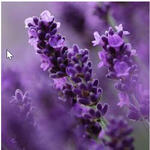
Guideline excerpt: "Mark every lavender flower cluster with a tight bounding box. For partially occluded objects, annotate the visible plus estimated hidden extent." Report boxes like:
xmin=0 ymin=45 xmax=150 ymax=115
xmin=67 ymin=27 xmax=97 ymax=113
xmin=25 ymin=10 xmax=109 ymax=141
xmin=93 ymin=24 xmax=149 ymax=121
xmin=25 ymin=10 xmax=68 ymax=78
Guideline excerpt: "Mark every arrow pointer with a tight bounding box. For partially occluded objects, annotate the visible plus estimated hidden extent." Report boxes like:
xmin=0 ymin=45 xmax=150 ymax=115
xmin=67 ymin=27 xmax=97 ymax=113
xmin=6 ymin=50 xmax=13 ymax=60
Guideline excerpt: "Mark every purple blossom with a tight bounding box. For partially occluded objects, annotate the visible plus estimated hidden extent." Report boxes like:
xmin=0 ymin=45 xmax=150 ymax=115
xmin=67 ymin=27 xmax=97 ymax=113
xmin=25 ymin=10 xmax=68 ymax=78
xmin=98 ymin=50 xmax=108 ymax=68
xmin=25 ymin=10 xmax=108 ymax=143
xmin=92 ymin=24 xmax=149 ymax=121
xmin=108 ymin=33 xmax=123 ymax=48
xmin=53 ymin=77 xmax=67 ymax=90
xmin=113 ymin=61 xmax=129 ymax=77
xmin=92 ymin=32 xmax=103 ymax=46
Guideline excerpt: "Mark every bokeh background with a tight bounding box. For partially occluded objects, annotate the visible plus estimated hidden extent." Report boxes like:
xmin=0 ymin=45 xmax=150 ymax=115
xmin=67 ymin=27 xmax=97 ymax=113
xmin=2 ymin=2 xmax=149 ymax=150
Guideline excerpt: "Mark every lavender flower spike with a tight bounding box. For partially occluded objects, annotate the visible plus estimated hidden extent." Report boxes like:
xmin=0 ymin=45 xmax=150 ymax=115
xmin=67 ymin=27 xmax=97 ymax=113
xmin=25 ymin=10 xmax=68 ymax=78
xmin=92 ymin=24 xmax=149 ymax=121
xmin=10 ymin=89 xmax=35 ymax=126
xmin=25 ymin=10 xmax=108 ymax=142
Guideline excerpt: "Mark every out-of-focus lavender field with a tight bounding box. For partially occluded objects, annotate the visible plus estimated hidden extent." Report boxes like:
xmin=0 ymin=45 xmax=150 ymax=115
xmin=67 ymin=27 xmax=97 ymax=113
xmin=2 ymin=2 xmax=149 ymax=150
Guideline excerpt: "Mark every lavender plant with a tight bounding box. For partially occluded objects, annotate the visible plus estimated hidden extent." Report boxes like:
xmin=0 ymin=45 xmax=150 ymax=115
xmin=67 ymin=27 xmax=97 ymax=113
xmin=24 ymin=10 xmax=135 ymax=150
xmin=92 ymin=24 xmax=149 ymax=122
xmin=25 ymin=9 xmax=108 ymax=141
xmin=2 ymin=2 xmax=149 ymax=150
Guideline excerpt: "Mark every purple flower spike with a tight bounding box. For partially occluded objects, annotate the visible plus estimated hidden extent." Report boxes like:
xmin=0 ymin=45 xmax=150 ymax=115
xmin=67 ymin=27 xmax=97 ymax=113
xmin=25 ymin=10 xmax=68 ymax=78
xmin=10 ymin=89 xmax=34 ymax=124
xmin=93 ymin=24 xmax=149 ymax=121
xmin=25 ymin=10 xmax=109 ymax=145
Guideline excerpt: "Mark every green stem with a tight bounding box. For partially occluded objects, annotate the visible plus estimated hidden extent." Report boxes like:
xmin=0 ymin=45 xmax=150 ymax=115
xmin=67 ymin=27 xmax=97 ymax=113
xmin=106 ymin=12 xmax=116 ymax=29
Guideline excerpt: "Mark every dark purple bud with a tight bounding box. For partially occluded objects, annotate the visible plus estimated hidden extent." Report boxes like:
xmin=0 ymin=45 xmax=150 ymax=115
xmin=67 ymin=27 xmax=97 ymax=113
xmin=43 ymin=49 xmax=50 ymax=56
xmin=101 ymin=35 xmax=108 ymax=43
xmin=33 ymin=16 xmax=39 ymax=25
xmin=102 ymin=104 xmax=108 ymax=115
xmin=89 ymin=69 xmax=92 ymax=74
xmin=82 ymin=55 xmax=88 ymax=63
xmin=72 ymin=56 xmax=78 ymax=63
xmin=89 ymin=109 xmax=95 ymax=116
xmin=36 ymin=50 xmax=43 ymax=54
xmin=97 ymin=103 xmax=102 ymax=111
xmin=73 ymin=45 xmax=79 ymax=53
xmin=122 ymin=55 xmax=129 ymax=61
xmin=50 ymin=74 xmax=57 ymax=78
xmin=73 ymin=88 xmax=81 ymax=95
xmin=113 ymin=58 xmax=118 ymax=64
xmin=50 ymin=23 xmax=57 ymax=30
xmin=56 ymin=71 xmax=65 ymax=77
xmin=95 ymin=111 xmax=101 ymax=118
xmin=85 ymin=72 xmax=91 ymax=81
xmin=37 ymin=40 xmax=46 ymax=49
xmin=79 ymin=98 xmax=90 ymax=105
xmin=68 ymin=53 xmax=72 ymax=59
xmin=90 ymin=124 xmax=102 ymax=135
xmin=72 ymin=77 xmax=81 ymax=83
xmin=68 ymin=67 xmax=76 ymax=75
xmin=79 ymin=83 xmax=86 ymax=89
xmin=57 ymin=57 xmax=63 ymax=63
xmin=28 ymin=22 xmax=33 ymax=27
xmin=90 ymin=94 xmax=97 ymax=102
xmin=64 ymin=89 xmax=73 ymax=96
xmin=83 ymin=49 xmax=89 ymax=56
xmin=83 ymin=66 xmax=89 ymax=72
xmin=108 ymin=27 xmax=114 ymax=35
xmin=118 ymin=30 xmax=123 ymax=37
xmin=87 ymin=82 xmax=92 ymax=89
xmin=75 ymin=64 xmax=82 ymax=72
xmin=88 ymin=61 xmax=92 ymax=67
xmin=91 ymin=87 xmax=97 ymax=94
xmin=98 ymin=88 xmax=102 ymax=94
xmin=45 ymin=33 xmax=50 ymax=40
xmin=60 ymin=64 xmax=66 ymax=70
xmin=38 ymin=20 xmax=45 ymax=28
xmin=84 ymin=114 xmax=91 ymax=119
xmin=50 ymin=28 xmax=57 ymax=35
xmin=93 ymin=79 xmax=99 ymax=86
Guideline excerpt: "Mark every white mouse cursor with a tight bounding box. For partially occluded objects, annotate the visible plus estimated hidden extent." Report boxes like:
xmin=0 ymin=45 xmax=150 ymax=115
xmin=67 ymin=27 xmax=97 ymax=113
xmin=6 ymin=50 xmax=13 ymax=60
